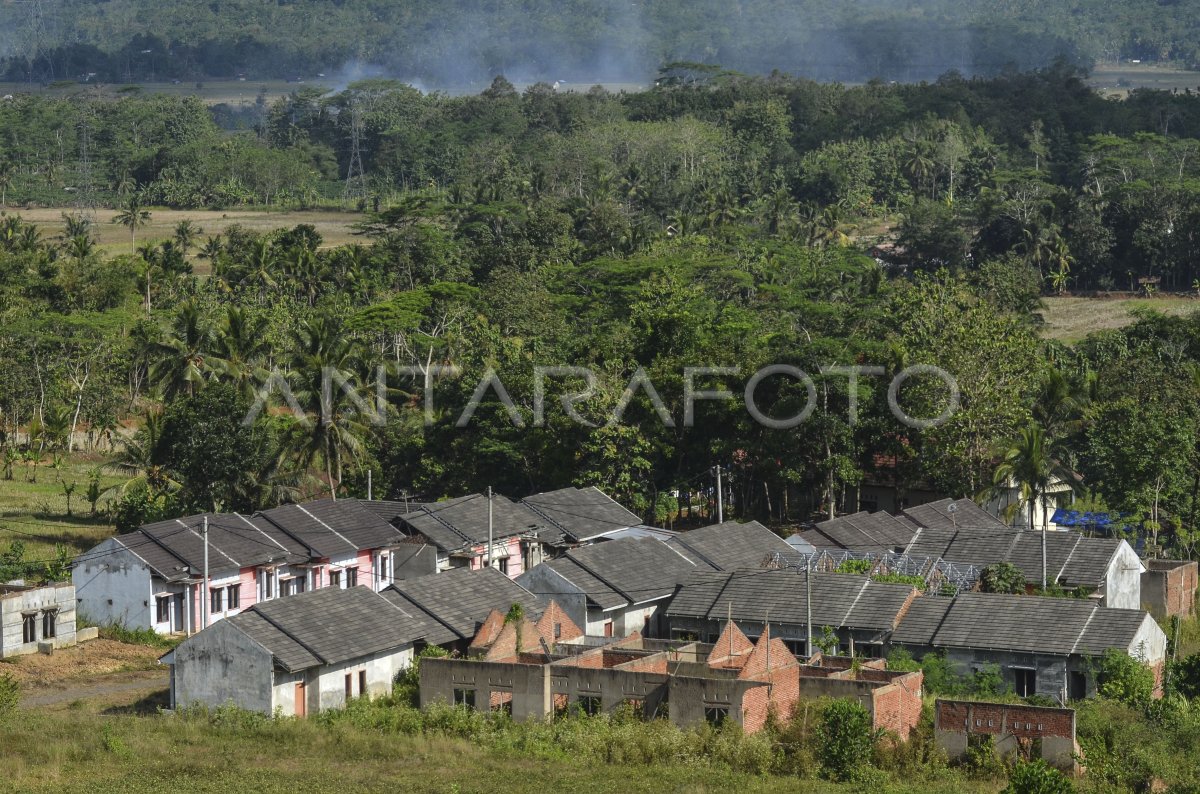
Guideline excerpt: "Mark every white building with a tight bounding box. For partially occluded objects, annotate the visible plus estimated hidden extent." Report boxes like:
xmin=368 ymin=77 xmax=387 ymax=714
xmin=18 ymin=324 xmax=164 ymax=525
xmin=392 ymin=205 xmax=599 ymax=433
xmin=0 ymin=581 xmax=77 ymax=658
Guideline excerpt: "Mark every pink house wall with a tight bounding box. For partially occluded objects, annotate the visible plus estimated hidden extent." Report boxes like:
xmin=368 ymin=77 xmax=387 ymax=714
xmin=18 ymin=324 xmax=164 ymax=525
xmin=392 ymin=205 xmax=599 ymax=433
xmin=467 ymin=536 xmax=525 ymax=577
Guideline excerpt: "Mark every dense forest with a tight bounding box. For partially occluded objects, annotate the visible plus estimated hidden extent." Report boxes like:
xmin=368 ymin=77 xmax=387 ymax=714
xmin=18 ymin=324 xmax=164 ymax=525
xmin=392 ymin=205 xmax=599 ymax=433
xmin=1 ymin=67 xmax=1200 ymax=559
xmin=2 ymin=0 xmax=1200 ymax=83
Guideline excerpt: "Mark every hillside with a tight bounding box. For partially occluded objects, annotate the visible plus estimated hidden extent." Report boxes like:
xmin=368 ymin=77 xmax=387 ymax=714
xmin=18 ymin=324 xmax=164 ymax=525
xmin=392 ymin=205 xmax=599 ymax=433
xmin=3 ymin=0 xmax=1200 ymax=85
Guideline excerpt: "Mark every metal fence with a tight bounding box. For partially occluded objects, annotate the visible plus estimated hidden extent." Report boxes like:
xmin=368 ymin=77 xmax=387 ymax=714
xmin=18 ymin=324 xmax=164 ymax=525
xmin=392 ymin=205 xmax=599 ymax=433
xmin=766 ymin=549 xmax=981 ymax=596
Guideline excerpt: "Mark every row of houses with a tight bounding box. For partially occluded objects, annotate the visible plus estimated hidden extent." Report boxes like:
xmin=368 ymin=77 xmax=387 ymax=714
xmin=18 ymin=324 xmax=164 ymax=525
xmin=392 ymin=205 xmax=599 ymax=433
xmin=74 ymin=487 xmax=648 ymax=635
xmin=791 ymin=498 xmax=1147 ymax=609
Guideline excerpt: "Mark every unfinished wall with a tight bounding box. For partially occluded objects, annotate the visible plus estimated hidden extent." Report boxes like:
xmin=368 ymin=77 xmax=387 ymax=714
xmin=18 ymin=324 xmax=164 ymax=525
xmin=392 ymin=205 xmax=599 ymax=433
xmin=1142 ymin=560 xmax=1198 ymax=620
xmin=935 ymin=699 xmax=1078 ymax=772
xmin=516 ymin=565 xmax=589 ymax=633
xmin=0 ymin=583 xmax=77 ymax=658
xmin=421 ymin=656 xmax=553 ymax=721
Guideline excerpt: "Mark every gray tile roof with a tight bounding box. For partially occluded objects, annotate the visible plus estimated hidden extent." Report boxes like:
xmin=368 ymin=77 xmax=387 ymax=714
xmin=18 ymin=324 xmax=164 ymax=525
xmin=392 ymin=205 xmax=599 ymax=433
xmin=355 ymin=499 xmax=429 ymax=524
xmin=666 ymin=521 xmax=793 ymax=571
xmin=545 ymin=537 xmax=697 ymax=610
xmin=111 ymin=533 xmax=192 ymax=582
xmin=396 ymin=494 xmax=545 ymax=553
xmin=904 ymin=526 xmax=1120 ymax=588
xmin=227 ymin=585 xmax=428 ymax=672
xmin=258 ymin=499 xmax=405 ymax=558
xmin=902 ymin=498 xmax=1008 ymax=531
xmin=665 ymin=568 xmax=916 ymax=632
xmin=522 ymin=486 xmax=642 ymax=542
xmin=891 ymin=591 xmax=1151 ymax=657
xmin=133 ymin=513 xmax=308 ymax=576
xmin=806 ymin=511 xmax=919 ymax=553
xmin=383 ymin=567 xmax=542 ymax=645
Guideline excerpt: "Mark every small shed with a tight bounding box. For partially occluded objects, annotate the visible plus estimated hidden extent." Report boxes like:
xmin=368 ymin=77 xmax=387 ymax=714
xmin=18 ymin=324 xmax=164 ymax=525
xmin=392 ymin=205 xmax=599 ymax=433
xmin=0 ymin=581 xmax=77 ymax=658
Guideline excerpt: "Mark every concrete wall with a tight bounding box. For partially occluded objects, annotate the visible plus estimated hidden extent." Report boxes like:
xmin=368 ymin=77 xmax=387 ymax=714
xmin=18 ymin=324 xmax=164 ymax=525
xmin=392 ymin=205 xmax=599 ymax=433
xmin=0 ymin=583 xmax=77 ymax=658
xmin=72 ymin=538 xmax=155 ymax=630
xmin=1104 ymin=542 xmax=1143 ymax=610
xmin=1141 ymin=560 xmax=1198 ymax=620
xmin=421 ymin=657 xmax=553 ymax=721
xmin=170 ymin=620 xmax=274 ymax=713
xmin=393 ymin=544 xmax=438 ymax=582
xmin=935 ymin=699 xmax=1078 ymax=772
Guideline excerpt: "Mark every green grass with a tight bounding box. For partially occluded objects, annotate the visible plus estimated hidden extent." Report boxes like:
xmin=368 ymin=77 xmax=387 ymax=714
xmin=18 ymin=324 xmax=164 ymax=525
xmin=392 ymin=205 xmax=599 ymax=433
xmin=0 ymin=453 xmax=122 ymax=562
xmin=1038 ymin=295 xmax=1200 ymax=343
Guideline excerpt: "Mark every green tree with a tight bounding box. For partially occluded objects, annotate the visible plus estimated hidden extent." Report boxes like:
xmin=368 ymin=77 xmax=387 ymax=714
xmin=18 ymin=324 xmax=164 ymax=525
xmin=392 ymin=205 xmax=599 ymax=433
xmin=817 ymin=699 xmax=877 ymax=780
xmin=112 ymin=193 xmax=151 ymax=247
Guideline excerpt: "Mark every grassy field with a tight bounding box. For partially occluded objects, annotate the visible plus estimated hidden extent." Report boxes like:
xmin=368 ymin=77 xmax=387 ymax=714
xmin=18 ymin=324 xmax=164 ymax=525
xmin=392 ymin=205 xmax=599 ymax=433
xmin=12 ymin=206 xmax=366 ymax=263
xmin=0 ymin=453 xmax=122 ymax=562
xmin=1038 ymin=294 xmax=1200 ymax=343
xmin=1086 ymin=63 xmax=1200 ymax=97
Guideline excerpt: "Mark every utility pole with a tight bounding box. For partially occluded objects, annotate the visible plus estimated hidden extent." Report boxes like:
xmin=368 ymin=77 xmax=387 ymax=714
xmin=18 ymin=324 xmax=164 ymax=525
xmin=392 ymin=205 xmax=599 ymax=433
xmin=201 ymin=515 xmax=210 ymax=630
xmin=367 ymin=470 xmax=373 ymax=501
xmin=487 ymin=486 xmax=494 ymax=570
xmin=714 ymin=466 xmax=724 ymax=524
xmin=805 ymin=554 xmax=812 ymax=658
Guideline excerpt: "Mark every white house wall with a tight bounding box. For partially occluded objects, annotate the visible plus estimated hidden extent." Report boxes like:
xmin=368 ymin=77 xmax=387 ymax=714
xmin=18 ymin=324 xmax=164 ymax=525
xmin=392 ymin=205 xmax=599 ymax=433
xmin=1104 ymin=542 xmax=1143 ymax=610
xmin=271 ymin=645 xmax=414 ymax=716
xmin=72 ymin=538 xmax=156 ymax=630
xmin=1129 ymin=614 xmax=1168 ymax=667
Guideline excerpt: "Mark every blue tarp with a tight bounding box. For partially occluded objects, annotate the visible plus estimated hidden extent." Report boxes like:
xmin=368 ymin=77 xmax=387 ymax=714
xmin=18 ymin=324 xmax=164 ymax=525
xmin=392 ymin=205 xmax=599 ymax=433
xmin=1050 ymin=509 xmax=1121 ymax=528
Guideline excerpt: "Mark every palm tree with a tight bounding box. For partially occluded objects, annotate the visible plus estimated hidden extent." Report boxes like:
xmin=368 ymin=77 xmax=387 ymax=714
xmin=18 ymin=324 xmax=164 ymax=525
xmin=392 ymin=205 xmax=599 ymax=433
xmin=210 ymin=306 xmax=271 ymax=400
xmin=113 ymin=193 xmax=151 ymax=247
xmin=285 ymin=315 xmax=368 ymax=500
xmin=0 ymin=160 xmax=14 ymax=207
xmin=113 ymin=411 xmax=178 ymax=496
xmin=150 ymin=301 xmax=214 ymax=400
xmin=173 ymin=219 xmax=201 ymax=252
xmin=992 ymin=423 xmax=1074 ymax=589
xmin=239 ymin=238 xmax=280 ymax=300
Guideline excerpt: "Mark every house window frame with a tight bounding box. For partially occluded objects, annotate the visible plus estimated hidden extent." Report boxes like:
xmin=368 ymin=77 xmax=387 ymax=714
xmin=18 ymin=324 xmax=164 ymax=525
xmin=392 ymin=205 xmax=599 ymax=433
xmin=345 ymin=567 xmax=359 ymax=588
xmin=210 ymin=587 xmax=224 ymax=615
xmin=1012 ymin=666 xmax=1037 ymax=698
xmin=329 ymin=570 xmax=342 ymax=589
xmin=704 ymin=704 xmax=730 ymax=725
xmin=155 ymin=595 xmax=172 ymax=624
xmin=42 ymin=610 xmax=57 ymax=639
xmin=226 ymin=584 xmax=241 ymax=610
xmin=453 ymin=688 xmax=476 ymax=708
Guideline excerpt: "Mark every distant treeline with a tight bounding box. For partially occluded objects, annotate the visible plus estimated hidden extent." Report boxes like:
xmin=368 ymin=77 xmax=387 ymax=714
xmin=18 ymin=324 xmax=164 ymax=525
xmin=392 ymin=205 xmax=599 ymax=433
xmin=0 ymin=0 xmax=1186 ymax=84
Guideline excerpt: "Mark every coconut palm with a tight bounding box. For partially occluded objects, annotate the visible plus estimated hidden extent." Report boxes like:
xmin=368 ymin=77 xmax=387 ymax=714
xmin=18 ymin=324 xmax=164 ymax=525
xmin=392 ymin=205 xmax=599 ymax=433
xmin=0 ymin=160 xmax=14 ymax=207
xmin=284 ymin=315 xmax=368 ymax=500
xmin=150 ymin=301 xmax=214 ymax=400
xmin=173 ymin=219 xmax=201 ymax=252
xmin=112 ymin=411 xmax=178 ymax=496
xmin=992 ymin=423 xmax=1075 ymax=589
xmin=210 ymin=306 xmax=271 ymax=400
xmin=112 ymin=193 xmax=151 ymax=247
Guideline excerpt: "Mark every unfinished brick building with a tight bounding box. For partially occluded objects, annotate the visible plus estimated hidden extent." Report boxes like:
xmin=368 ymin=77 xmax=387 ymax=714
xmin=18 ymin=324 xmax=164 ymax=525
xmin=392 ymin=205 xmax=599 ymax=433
xmin=1141 ymin=559 xmax=1198 ymax=620
xmin=934 ymin=699 xmax=1079 ymax=773
xmin=420 ymin=605 xmax=924 ymax=737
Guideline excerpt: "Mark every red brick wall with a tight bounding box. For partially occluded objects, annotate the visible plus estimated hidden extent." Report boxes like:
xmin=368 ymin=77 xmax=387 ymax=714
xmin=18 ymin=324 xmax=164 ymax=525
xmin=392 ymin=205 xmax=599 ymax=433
xmin=536 ymin=601 xmax=583 ymax=643
xmin=740 ymin=667 xmax=801 ymax=734
xmin=870 ymin=671 xmax=923 ymax=738
xmin=936 ymin=700 xmax=1074 ymax=739
xmin=611 ymin=654 xmax=669 ymax=673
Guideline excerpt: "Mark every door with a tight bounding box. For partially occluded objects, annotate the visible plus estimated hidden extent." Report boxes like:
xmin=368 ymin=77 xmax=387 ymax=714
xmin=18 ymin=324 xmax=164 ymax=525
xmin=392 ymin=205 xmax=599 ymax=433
xmin=1068 ymin=671 xmax=1087 ymax=701
xmin=172 ymin=594 xmax=185 ymax=633
xmin=295 ymin=680 xmax=307 ymax=718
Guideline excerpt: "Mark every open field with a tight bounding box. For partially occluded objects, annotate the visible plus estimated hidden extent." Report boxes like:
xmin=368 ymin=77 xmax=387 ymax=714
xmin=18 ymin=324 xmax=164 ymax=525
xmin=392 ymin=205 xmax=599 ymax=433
xmin=0 ymin=79 xmax=337 ymax=107
xmin=1087 ymin=64 xmax=1200 ymax=97
xmin=11 ymin=206 xmax=366 ymax=266
xmin=1038 ymin=294 xmax=1200 ymax=343
xmin=0 ymin=453 xmax=121 ymax=561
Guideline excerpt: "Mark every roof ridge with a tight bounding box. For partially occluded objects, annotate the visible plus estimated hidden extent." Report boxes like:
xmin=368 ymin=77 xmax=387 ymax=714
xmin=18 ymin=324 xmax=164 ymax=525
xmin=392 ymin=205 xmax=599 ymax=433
xmin=235 ymin=512 xmax=295 ymax=556
xmin=136 ymin=527 xmax=201 ymax=577
xmin=294 ymin=503 xmax=359 ymax=552
xmin=1056 ymin=532 xmax=1084 ymax=583
xmin=114 ymin=532 xmax=183 ymax=578
xmin=386 ymin=587 xmax=466 ymax=641
xmin=174 ymin=517 xmax=242 ymax=570
xmin=1001 ymin=526 xmax=1023 ymax=562
xmin=250 ymin=601 xmax=330 ymax=667
xmin=840 ymin=577 xmax=872 ymax=626
xmin=1069 ymin=601 xmax=1099 ymax=655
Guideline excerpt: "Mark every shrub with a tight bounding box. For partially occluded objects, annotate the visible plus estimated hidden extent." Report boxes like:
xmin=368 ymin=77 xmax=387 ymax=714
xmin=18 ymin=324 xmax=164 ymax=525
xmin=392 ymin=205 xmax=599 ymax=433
xmin=817 ymin=698 xmax=876 ymax=780
xmin=0 ymin=672 xmax=18 ymax=717
xmin=1097 ymin=648 xmax=1154 ymax=708
xmin=394 ymin=645 xmax=450 ymax=707
xmin=836 ymin=559 xmax=874 ymax=575
xmin=1002 ymin=758 xmax=1075 ymax=794
xmin=981 ymin=562 xmax=1026 ymax=594
xmin=99 ymin=622 xmax=175 ymax=648
xmin=1170 ymin=653 xmax=1200 ymax=700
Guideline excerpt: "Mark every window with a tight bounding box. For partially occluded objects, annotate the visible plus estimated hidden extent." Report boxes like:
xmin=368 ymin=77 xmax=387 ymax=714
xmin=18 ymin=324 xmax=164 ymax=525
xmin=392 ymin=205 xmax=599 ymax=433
xmin=1068 ymin=671 xmax=1087 ymax=701
xmin=260 ymin=569 xmax=275 ymax=601
xmin=498 ymin=557 xmax=509 ymax=576
xmin=554 ymin=622 xmax=562 ymax=639
xmin=453 ymin=688 xmax=476 ymax=708
xmin=577 ymin=696 xmax=602 ymax=716
xmin=210 ymin=588 xmax=223 ymax=614
xmin=358 ymin=670 xmax=367 ymax=696
xmin=226 ymin=584 xmax=241 ymax=610
xmin=156 ymin=596 xmax=172 ymax=624
xmin=329 ymin=570 xmax=342 ymax=589
xmin=345 ymin=674 xmax=353 ymax=700
xmin=294 ymin=577 xmax=306 ymax=594
xmin=311 ymin=568 xmax=321 ymax=589
xmin=704 ymin=706 xmax=729 ymax=726
xmin=346 ymin=567 xmax=359 ymax=588
xmin=1014 ymin=668 xmax=1037 ymax=698
xmin=42 ymin=611 xmax=56 ymax=639
xmin=22 ymin=613 xmax=37 ymax=644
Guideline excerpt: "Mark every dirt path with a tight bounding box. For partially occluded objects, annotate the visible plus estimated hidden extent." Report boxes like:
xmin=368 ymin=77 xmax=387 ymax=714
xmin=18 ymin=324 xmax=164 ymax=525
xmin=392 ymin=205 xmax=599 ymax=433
xmin=20 ymin=669 xmax=168 ymax=708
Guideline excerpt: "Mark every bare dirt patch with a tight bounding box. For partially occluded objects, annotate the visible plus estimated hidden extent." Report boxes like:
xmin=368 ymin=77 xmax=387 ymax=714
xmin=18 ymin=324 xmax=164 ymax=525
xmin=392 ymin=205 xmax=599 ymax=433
xmin=2 ymin=639 xmax=162 ymax=690
xmin=1038 ymin=294 xmax=1200 ymax=343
